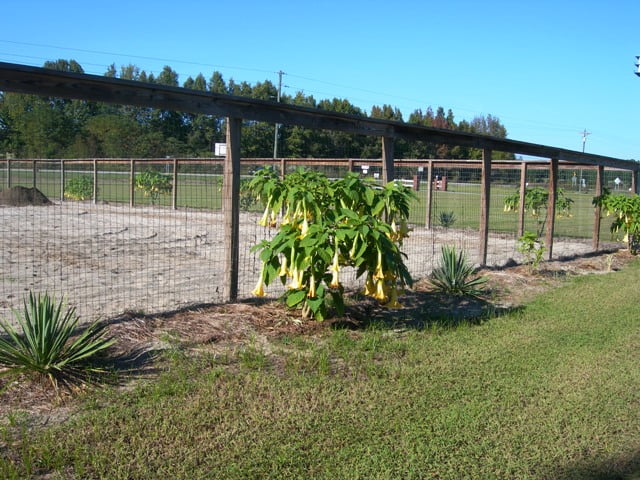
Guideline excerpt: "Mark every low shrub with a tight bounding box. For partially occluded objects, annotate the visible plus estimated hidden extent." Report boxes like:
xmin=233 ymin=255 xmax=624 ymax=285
xmin=64 ymin=175 xmax=94 ymax=201
xmin=0 ymin=292 xmax=115 ymax=391
xmin=430 ymin=245 xmax=486 ymax=297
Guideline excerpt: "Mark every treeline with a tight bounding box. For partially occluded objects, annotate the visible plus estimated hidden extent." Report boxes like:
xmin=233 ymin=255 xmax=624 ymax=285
xmin=0 ymin=59 xmax=514 ymax=160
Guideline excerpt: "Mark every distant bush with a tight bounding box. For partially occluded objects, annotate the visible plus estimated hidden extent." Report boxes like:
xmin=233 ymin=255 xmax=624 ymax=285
xmin=135 ymin=170 xmax=172 ymax=204
xmin=64 ymin=175 xmax=94 ymax=201
xmin=438 ymin=211 xmax=456 ymax=228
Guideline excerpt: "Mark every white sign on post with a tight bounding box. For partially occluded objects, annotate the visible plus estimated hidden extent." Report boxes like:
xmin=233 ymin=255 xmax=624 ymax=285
xmin=215 ymin=143 xmax=227 ymax=156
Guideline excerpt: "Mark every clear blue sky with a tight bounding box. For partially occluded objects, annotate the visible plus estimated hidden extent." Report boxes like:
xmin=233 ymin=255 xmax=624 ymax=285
xmin=2 ymin=0 xmax=639 ymax=160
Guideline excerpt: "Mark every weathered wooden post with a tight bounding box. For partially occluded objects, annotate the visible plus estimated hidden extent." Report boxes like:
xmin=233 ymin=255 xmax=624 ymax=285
xmin=479 ymin=149 xmax=492 ymax=265
xmin=632 ymin=168 xmax=639 ymax=195
xmin=545 ymin=158 xmax=559 ymax=260
xmin=425 ymin=160 xmax=433 ymax=229
xmin=223 ymin=117 xmax=242 ymax=302
xmin=172 ymin=158 xmax=178 ymax=210
xmin=32 ymin=160 xmax=36 ymax=190
xmin=517 ymin=161 xmax=527 ymax=238
xmin=592 ymin=165 xmax=604 ymax=251
xmin=60 ymin=159 xmax=65 ymax=201
xmin=381 ymin=135 xmax=395 ymax=183
xmin=129 ymin=159 xmax=135 ymax=208
xmin=280 ymin=157 xmax=286 ymax=179
xmin=92 ymin=159 xmax=98 ymax=204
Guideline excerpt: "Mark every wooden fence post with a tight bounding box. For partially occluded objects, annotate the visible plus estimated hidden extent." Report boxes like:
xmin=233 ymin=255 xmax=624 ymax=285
xmin=6 ymin=159 xmax=11 ymax=188
xmin=172 ymin=158 xmax=178 ymax=210
xmin=32 ymin=160 xmax=36 ymax=190
xmin=129 ymin=159 xmax=135 ymax=207
xmin=517 ymin=161 xmax=527 ymax=238
xmin=223 ymin=117 xmax=242 ymax=302
xmin=60 ymin=159 xmax=65 ymax=201
xmin=381 ymin=136 xmax=394 ymax=183
xmin=632 ymin=169 xmax=639 ymax=195
xmin=280 ymin=157 xmax=286 ymax=179
xmin=425 ymin=160 xmax=433 ymax=229
xmin=592 ymin=165 xmax=604 ymax=251
xmin=545 ymin=158 xmax=559 ymax=260
xmin=479 ymin=149 xmax=492 ymax=265
xmin=92 ymin=159 xmax=98 ymax=204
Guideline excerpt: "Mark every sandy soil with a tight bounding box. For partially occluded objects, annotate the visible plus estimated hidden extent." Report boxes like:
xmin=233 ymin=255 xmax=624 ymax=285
xmin=0 ymin=201 xmax=608 ymax=326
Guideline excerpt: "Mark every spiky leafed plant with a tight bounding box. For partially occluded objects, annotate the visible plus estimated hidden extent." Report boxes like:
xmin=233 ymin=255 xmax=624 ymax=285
xmin=0 ymin=292 xmax=115 ymax=391
xmin=430 ymin=245 xmax=487 ymax=297
xmin=438 ymin=211 xmax=456 ymax=228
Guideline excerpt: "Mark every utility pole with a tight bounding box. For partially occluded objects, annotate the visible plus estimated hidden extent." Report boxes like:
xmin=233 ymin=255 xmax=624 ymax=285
xmin=580 ymin=128 xmax=591 ymax=153
xmin=273 ymin=70 xmax=284 ymax=159
xmin=579 ymin=129 xmax=591 ymax=192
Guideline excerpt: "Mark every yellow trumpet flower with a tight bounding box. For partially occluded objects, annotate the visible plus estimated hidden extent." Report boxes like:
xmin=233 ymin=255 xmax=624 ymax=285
xmin=374 ymin=278 xmax=389 ymax=303
xmin=330 ymin=267 xmax=340 ymax=289
xmin=268 ymin=210 xmax=278 ymax=228
xmin=252 ymin=279 xmax=266 ymax=297
xmin=288 ymin=266 xmax=304 ymax=290
xmin=299 ymin=217 xmax=309 ymax=238
xmin=257 ymin=206 xmax=270 ymax=227
xmin=385 ymin=287 xmax=403 ymax=308
xmin=278 ymin=256 xmax=288 ymax=277
xmin=307 ymin=274 xmax=317 ymax=298
xmin=373 ymin=249 xmax=385 ymax=280
xmin=363 ymin=274 xmax=376 ymax=297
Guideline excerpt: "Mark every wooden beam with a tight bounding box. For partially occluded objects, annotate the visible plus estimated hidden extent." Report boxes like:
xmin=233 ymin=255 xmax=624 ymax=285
xmin=60 ymin=160 xmax=65 ymax=202
xmin=129 ymin=159 xmax=135 ymax=208
xmin=545 ymin=158 xmax=559 ymax=260
xmin=479 ymin=149 xmax=492 ymax=266
xmin=223 ymin=117 xmax=242 ymax=302
xmin=381 ymin=136 xmax=395 ymax=183
xmin=172 ymin=158 xmax=178 ymax=210
xmin=517 ymin=162 xmax=527 ymax=238
xmin=592 ymin=165 xmax=604 ymax=251
xmin=0 ymin=62 xmax=636 ymax=173
xmin=425 ymin=160 xmax=433 ymax=229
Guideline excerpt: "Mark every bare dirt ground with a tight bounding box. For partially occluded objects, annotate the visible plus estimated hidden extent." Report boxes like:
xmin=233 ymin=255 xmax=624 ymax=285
xmin=0 ymin=246 xmax=635 ymax=427
xmin=0 ymin=200 xmax=603 ymax=326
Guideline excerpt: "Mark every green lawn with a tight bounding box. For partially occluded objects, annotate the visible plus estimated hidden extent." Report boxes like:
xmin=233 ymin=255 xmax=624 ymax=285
xmin=2 ymin=259 xmax=639 ymax=479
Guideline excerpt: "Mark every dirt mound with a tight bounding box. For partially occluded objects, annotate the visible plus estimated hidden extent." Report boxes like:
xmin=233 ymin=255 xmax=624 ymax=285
xmin=0 ymin=186 xmax=51 ymax=206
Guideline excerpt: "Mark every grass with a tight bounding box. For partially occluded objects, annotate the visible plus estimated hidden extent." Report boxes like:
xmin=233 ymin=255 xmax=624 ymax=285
xmin=1 ymin=259 xmax=640 ymax=479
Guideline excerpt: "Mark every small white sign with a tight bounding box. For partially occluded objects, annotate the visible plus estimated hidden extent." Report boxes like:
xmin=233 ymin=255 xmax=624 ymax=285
xmin=215 ymin=143 xmax=227 ymax=156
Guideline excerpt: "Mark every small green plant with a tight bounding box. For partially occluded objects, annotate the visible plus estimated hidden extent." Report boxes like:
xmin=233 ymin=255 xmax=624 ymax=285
xmin=438 ymin=211 xmax=456 ymax=228
xmin=593 ymin=189 xmax=640 ymax=254
xmin=430 ymin=245 xmax=486 ymax=297
xmin=64 ymin=175 xmax=94 ymax=201
xmin=0 ymin=292 xmax=115 ymax=391
xmin=135 ymin=170 xmax=172 ymax=204
xmin=517 ymin=231 xmax=545 ymax=269
xmin=503 ymin=187 xmax=574 ymax=237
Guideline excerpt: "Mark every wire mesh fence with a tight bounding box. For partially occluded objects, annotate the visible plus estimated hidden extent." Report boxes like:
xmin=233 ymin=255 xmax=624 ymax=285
xmin=0 ymin=156 xmax=629 ymax=324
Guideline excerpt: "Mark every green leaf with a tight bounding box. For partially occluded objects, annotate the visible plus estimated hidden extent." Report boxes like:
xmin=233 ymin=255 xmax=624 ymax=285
xmin=286 ymin=290 xmax=307 ymax=307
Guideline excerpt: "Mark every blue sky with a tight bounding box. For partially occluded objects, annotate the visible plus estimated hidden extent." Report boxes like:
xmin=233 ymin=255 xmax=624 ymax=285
xmin=2 ymin=0 xmax=639 ymax=160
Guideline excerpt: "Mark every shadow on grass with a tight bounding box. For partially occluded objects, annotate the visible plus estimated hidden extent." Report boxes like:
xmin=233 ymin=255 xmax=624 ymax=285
xmin=335 ymin=288 xmax=524 ymax=331
xmin=549 ymin=452 xmax=640 ymax=480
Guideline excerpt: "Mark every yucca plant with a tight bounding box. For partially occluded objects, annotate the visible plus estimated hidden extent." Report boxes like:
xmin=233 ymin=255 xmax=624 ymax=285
xmin=0 ymin=292 xmax=115 ymax=391
xmin=430 ymin=245 xmax=487 ymax=297
xmin=438 ymin=211 xmax=456 ymax=228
